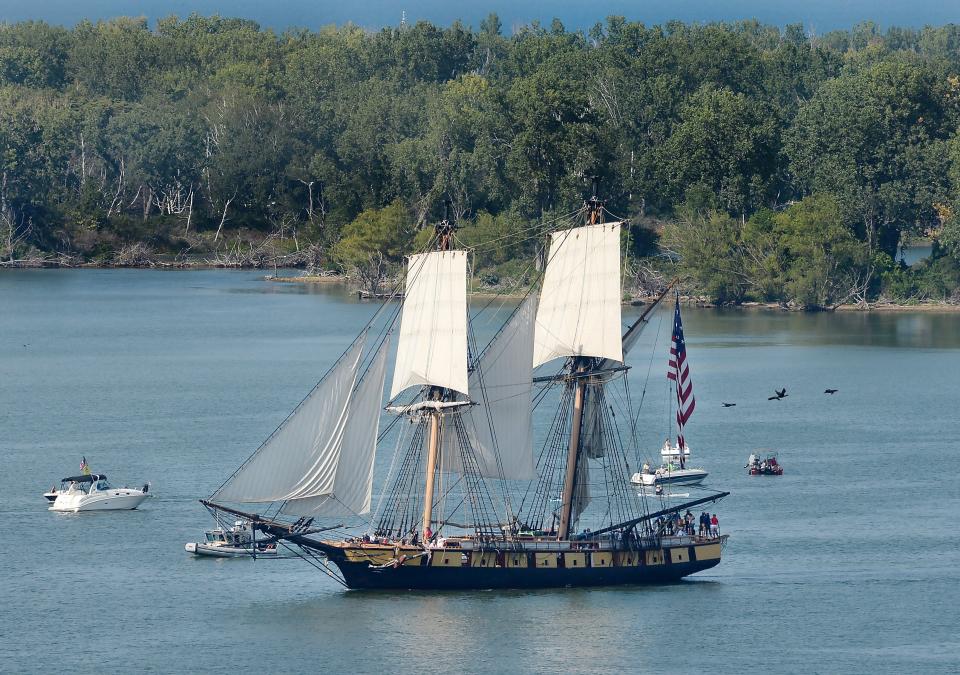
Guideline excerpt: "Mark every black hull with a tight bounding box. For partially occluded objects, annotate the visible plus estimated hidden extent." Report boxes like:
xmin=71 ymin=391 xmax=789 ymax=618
xmin=304 ymin=539 xmax=725 ymax=590
xmin=333 ymin=558 xmax=720 ymax=590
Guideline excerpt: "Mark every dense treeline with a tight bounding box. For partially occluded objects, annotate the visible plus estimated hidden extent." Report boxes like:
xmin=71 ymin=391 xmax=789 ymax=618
xmin=4 ymin=15 xmax=960 ymax=305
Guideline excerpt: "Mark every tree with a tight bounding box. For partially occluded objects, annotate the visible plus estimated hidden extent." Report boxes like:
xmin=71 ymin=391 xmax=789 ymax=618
xmin=662 ymin=209 xmax=748 ymax=304
xmin=657 ymin=86 xmax=782 ymax=217
xmin=772 ymin=195 xmax=871 ymax=308
xmin=786 ymin=60 xmax=953 ymax=259
xmin=332 ymin=201 xmax=413 ymax=293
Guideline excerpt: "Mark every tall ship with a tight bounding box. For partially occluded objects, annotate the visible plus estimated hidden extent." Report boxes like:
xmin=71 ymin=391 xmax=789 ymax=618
xmin=198 ymin=195 xmax=728 ymax=589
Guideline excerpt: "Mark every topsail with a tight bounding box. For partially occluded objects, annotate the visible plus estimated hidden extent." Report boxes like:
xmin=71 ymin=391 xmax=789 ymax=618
xmin=391 ymin=250 xmax=469 ymax=399
xmin=533 ymin=222 xmax=623 ymax=368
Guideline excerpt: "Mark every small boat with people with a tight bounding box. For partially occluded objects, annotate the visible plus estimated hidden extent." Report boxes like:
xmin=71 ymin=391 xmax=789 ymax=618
xmin=631 ymin=441 xmax=708 ymax=487
xmin=185 ymin=520 xmax=278 ymax=558
xmin=48 ymin=474 xmax=151 ymax=512
xmin=747 ymin=452 xmax=783 ymax=476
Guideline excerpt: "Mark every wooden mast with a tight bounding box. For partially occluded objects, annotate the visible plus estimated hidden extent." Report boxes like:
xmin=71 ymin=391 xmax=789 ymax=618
xmin=421 ymin=204 xmax=455 ymax=540
xmin=558 ymin=363 xmax=587 ymax=540
xmin=557 ymin=188 xmax=604 ymax=541
xmin=421 ymin=395 xmax=441 ymax=539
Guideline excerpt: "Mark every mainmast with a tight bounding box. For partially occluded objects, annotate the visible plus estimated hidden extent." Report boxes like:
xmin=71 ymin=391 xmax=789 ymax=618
xmin=421 ymin=388 xmax=443 ymax=539
xmin=557 ymin=193 xmax=606 ymax=541
xmin=421 ymin=206 xmax=456 ymax=539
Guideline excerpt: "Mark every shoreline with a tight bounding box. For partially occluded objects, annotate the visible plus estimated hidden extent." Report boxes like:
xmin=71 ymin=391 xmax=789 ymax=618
xmin=267 ymin=274 xmax=960 ymax=313
xmin=6 ymin=265 xmax=959 ymax=312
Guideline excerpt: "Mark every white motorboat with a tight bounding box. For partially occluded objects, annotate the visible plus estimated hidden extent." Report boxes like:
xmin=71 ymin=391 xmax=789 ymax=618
xmin=49 ymin=474 xmax=151 ymax=512
xmin=631 ymin=441 xmax=708 ymax=487
xmin=631 ymin=298 xmax=709 ymax=489
xmin=185 ymin=520 xmax=278 ymax=558
xmin=43 ymin=487 xmax=59 ymax=503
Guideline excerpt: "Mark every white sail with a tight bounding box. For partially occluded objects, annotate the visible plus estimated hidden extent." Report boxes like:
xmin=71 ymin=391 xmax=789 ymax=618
xmin=280 ymin=338 xmax=390 ymax=517
xmin=440 ymin=295 xmax=538 ymax=480
xmin=533 ymin=222 xmax=623 ymax=368
xmin=390 ymin=250 xmax=469 ymax=399
xmin=213 ymin=337 xmax=365 ymax=505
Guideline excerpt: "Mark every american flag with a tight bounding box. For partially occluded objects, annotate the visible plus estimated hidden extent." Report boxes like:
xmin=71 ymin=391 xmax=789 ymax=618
xmin=667 ymin=295 xmax=695 ymax=449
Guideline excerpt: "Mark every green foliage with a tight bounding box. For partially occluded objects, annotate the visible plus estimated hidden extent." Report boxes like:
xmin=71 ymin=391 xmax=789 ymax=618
xmin=666 ymin=195 xmax=871 ymax=307
xmin=332 ymin=200 xmax=413 ymax=269
xmin=785 ymin=60 xmax=953 ymax=257
xmin=663 ymin=210 xmax=748 ymax=304
xmin=771 ymin=195 xmax=870 ymax=307
xmin=1 ymin=15 xmax=959 ymax=303
xmin=658 ymin=86 xmax=781 ymax=215
xmin=456 ymin=211 xmax=524 ymax=268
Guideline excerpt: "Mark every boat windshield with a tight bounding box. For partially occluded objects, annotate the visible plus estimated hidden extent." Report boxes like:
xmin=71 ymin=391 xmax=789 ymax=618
xmin=94 ymin=480 xmax=111 ymax=491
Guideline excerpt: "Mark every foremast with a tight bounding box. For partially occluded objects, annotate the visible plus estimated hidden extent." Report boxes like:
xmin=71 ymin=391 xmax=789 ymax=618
xmin=554 ymin=195 xmax=608 ymax=540
xmin=420 ymin=211 xmax=454 ymax=540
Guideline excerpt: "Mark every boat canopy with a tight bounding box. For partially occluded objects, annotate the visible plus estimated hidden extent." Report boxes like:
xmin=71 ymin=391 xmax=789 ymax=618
xmin=61 ymin=474 xmax=106 ymax=483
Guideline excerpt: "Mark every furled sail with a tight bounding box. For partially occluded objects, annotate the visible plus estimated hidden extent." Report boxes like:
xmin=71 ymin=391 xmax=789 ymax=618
xmin=580 ymin=385 xmax=606 ymax=459
xmin=212 ymin=337 xmax=365 ymax=505
xmin=570 ymin=456 xmax=591 ymax=529
xmin=390 ymin=250 xmax=469 ymax=399
xmin=279 ymin=338 xmax=390 ymax=517
xmin=533 ymin=222 xmax=623 ymax=368
xmin=621 ymin=317 xmax=648 ymax=356
xmin=440 ymin=294 xmax=538 ymax=480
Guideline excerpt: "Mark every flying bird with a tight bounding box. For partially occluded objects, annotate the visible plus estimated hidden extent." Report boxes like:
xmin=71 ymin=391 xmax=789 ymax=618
xmin=768 ymin=388 xmax=787 ymax=401
xmin=824 ymin=388 xmax=838 ymax=394
xmin=721 ymin=402 xmax=736 ymax=407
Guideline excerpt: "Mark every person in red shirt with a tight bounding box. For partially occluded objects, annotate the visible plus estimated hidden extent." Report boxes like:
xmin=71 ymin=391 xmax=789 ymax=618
xmin=710 ymin=514 xmax=719 ymax=537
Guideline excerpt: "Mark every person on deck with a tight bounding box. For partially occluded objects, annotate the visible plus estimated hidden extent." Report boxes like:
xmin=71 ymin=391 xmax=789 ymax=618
xmin=710 ymin=514 xmax=719 ymax=537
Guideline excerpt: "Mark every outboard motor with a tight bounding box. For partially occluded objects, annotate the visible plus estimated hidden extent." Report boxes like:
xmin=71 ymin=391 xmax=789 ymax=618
xmin=142 ymin=483 xmax=149 ymax=493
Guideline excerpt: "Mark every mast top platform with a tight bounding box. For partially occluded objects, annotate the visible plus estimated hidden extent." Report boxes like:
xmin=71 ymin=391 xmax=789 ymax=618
xmin=435 ymin=200 xmax=456 ymax=251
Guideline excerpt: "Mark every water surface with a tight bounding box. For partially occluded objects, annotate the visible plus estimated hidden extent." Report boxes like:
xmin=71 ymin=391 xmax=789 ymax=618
xmin=2 ymin=270 xmax=958 ymax=673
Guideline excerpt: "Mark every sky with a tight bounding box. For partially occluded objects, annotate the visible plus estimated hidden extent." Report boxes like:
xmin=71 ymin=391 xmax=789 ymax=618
xmin=1 ymin=0 xmax=959 ymax=33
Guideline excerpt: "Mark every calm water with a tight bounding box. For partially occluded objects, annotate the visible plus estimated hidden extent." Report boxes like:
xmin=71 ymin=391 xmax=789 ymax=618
xmin=2 ymin=270 xmax=959 ymax=674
